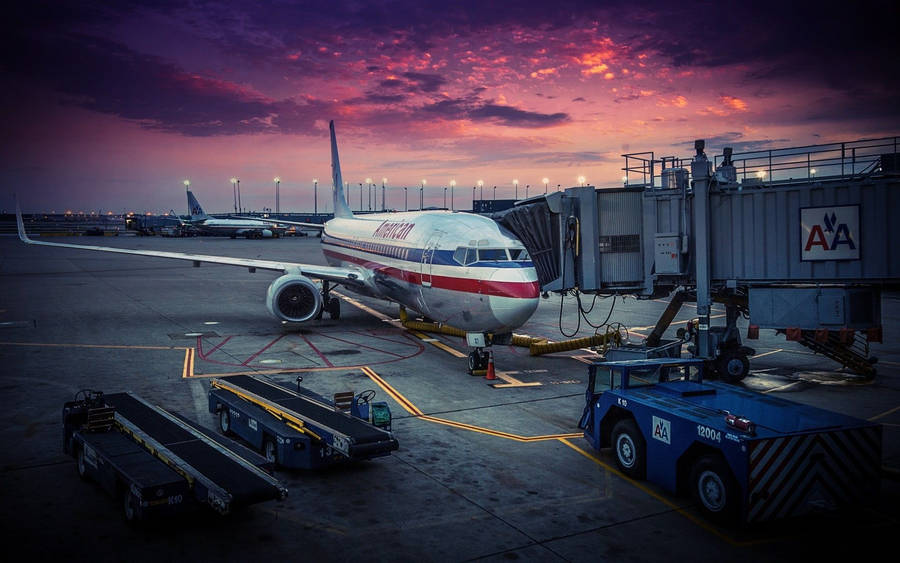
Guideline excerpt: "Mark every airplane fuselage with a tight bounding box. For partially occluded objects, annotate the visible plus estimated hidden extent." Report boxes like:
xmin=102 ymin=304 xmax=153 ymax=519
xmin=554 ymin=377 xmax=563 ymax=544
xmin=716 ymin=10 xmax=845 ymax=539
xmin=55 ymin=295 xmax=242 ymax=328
xmin=322 ymin=210 xmax=540 ymax=333
xmin=192 ymin=218 xmax=284 ymax=237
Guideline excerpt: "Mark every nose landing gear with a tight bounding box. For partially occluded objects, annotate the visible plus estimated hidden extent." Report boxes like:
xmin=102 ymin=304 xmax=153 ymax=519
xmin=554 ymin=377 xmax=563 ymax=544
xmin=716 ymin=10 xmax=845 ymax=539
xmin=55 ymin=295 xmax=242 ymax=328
xmin=467 ymin=348 xmax=490 ymax=375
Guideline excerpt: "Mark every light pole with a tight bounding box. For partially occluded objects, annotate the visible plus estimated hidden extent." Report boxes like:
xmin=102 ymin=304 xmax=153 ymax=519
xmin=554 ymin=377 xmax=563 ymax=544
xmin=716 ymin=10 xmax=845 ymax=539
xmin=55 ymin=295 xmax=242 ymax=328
xmin=557 ymin=184 xmax=560 ymax=192
xmin=274 ymin=177 xmax=280 ymax=214
xmin=578 ymin=176 xmax=586 ymax=187
xmin=493 ymin=185 xmax=496 ymax=200
xmin=472 ymin=185 xmax=476 ymax=210
xmin=443 ymin=186 xmax=447 ymax=208
xmin=404 ymin=186 xmax=408 ymax=211
xmin=543 ymin=177 xmax=549 ymax=194
xmin=313 ymin=178 xmax=318 ymax=215
xmin=450 ymin=180 xmax=456 ymax=210
xmin=231 ymin=177 xmax=237 ymax=213
xmin=526 ymin=184 xmax=530 ymax=198
xmin=421 ymin=179 xmax=426 ymax=210
xmin=382 ymin=178 xmax=387 ymax=211
xmin=477 ymin=180 xmax=483 ymax=201
xmin=366 ymin=178 xmax=372 ymax=211
xmin=237 ymin=179 xmax=242 ymax=212
xmin=359 ymin=183 xmax=363 ymax=212
xmin=513 ymin=179 xmax=519 ymax=200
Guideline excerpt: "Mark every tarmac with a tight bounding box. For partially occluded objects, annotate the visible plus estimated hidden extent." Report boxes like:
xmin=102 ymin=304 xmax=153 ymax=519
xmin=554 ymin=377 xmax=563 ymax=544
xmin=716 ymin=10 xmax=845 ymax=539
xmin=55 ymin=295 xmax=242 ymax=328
xmin=1 ymin=234 xmax=898 ymax=562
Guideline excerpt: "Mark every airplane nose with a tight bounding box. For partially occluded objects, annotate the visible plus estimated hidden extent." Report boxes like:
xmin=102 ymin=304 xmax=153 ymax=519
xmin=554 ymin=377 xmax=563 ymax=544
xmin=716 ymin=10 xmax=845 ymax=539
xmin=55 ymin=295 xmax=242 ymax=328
xmin=487 ymin=269 xmax=539 ymax=330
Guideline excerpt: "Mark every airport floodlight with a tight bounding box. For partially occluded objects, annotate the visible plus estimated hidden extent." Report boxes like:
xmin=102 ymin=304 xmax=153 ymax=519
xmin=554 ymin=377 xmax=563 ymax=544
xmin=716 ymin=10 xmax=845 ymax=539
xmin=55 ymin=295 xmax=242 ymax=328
xmin=382 ymin=177 xmax=387 ymax=183
xmin=513 ymin=179 xmax=518 ymax=199
xmin=366 ymin=177 xmax=372 ymax=184
xmin=230 ymin=177 xmax=237 ymax=183
xmin=810 ymin=168 xmax=817 ymax=176
xmin=622 ymin=175 xmax=628 ymax=184
xmin=274 ymin=176 xmax=280 ymax=183
xmin=449 ymin=179 xmax=456 ymax=186
xmin=757 ymin=170 xmax=766 ymax=179
xmin=183 ymin=179 xmax=190 ymax=187
xmin=543 ymin=177 xmax=549 ymax=193
xmin=578 ymin=176 xmax=586 ymax=186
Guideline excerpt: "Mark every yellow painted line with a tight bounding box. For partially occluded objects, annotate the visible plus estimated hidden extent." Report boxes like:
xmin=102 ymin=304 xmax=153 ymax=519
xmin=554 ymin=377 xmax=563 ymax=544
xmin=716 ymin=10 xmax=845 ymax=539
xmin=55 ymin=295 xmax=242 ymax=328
xmin=336 ymin=290 xmax=469 ymax=358
xmin=0 ymin=341 xmax=189 ymax=351
xmin=361 ymin=366 xmax=579 ymax=442
xmin=751 ymin=349 xmax=783 ymax=359
xmin=557 ymin=438 xmax=766 ymax=547
xmin=0 ymin=340 xmax=197 ymax=379
xmin=334 ymin=291 xmax=399 ymax=325
xmin=491 ymin=370 xmax=543 ymax=388
xmin=188 ymin=364 xmax=359 ymax=379
xmin=410 ymin=330 xmax=467 ymax=358
xmin=869 ymin=405 xmax=900 ymax=422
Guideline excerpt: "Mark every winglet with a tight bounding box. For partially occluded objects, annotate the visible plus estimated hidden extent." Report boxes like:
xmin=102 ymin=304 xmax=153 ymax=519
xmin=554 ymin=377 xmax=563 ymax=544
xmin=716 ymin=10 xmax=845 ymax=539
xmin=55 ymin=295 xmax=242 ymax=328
xmin=15 ymin=196 xmax=33 ymax=244
xmin=330 ymin=120 xmax=354 ymax=219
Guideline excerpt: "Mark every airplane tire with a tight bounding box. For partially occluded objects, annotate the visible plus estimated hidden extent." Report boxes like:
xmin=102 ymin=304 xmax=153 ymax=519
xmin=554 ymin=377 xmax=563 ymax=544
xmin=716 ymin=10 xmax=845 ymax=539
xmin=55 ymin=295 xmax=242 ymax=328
xmin=328 ymin=297 xmax=340 ymax=320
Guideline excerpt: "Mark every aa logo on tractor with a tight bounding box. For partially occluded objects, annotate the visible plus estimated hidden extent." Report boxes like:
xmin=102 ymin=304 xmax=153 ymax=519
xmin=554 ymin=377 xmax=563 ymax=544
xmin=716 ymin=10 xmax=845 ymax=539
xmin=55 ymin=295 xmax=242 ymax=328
xmin=652 ymin=416 xmax=671 ymax=444
xmin=801 ymin=205 xmax=859 ymax=261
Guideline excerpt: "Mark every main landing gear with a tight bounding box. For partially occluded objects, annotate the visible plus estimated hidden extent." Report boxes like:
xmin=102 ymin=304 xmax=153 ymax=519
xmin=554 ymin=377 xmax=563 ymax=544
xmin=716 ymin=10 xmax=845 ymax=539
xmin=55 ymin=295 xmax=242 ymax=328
xmin=315 ymin=281 xmax=341 ymax=320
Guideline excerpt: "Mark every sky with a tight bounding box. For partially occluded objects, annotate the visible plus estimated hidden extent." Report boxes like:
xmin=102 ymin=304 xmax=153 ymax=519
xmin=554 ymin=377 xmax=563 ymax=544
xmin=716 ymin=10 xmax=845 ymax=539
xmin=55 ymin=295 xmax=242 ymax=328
xmin=3 ymin=0 xmax=899 ymax=214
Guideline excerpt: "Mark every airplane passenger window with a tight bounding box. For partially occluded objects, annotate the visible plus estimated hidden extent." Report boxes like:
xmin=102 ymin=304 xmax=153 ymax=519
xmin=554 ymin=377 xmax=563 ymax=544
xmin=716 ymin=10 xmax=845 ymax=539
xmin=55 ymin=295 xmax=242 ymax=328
xmin=478 ymin=248 xmax=508 ymax=261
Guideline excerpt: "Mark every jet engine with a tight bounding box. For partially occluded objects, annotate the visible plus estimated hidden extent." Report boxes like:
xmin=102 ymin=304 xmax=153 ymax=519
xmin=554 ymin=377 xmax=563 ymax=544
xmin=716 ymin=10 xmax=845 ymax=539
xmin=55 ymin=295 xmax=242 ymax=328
xmin=266 ymin=274 xmax=322 ymax=322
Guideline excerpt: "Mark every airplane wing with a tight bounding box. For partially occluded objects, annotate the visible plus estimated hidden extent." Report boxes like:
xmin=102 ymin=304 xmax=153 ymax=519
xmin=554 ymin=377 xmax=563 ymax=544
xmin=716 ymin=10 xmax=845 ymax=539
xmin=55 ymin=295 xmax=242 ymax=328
xmin=15 ymin=203 xmax=360 ymax=285
xmin=232 ymin=216 xmax=325 ymax=230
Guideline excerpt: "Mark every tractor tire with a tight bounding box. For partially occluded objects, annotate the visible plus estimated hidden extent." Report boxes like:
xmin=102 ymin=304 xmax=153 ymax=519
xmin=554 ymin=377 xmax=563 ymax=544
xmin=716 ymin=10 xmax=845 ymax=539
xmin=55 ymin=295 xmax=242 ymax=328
xmin=611 ymin=419 xmax=646 ymax=479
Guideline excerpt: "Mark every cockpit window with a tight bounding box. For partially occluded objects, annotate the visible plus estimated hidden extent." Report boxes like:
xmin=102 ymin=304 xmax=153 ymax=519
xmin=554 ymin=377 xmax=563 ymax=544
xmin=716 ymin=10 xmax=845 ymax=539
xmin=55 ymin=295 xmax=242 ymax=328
xmin=478 ymin=248 xmax=509 ymax=261
xmin=509 ymin=248 xmax=530 ymax=260
xmin=464 ymin=247 xmax=478 ymax=265
xmin=453 ymin=246 xmax=467 ymax=265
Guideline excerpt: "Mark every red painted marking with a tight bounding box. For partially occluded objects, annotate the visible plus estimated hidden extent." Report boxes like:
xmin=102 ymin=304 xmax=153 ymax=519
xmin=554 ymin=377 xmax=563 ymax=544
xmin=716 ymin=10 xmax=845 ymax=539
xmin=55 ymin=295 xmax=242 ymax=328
xmin=242 ymin=334 xmax=286 ymax=366
xmin=198 ymin=335 xmax=233 ymax=360
xmin=298 ymin=332 xmax=335 ymax=368
xmin=318 ymin=331 xmax=406 ymax=358
xmin=323 ymin=248 xmax=539 ymax=299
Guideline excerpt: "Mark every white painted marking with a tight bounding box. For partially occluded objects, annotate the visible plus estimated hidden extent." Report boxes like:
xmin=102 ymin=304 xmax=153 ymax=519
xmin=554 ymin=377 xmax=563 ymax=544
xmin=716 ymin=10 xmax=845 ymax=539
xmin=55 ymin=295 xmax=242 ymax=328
xmin=204 ymin=321 xmax=219 ymax=325
xmin=185 ymin=332 xmax=203 ymax=336
xmin=762 ymin=381 xmax=802 ymax=394
xmin=190 ymin=380 xmax=208 ymax=421
xmin=260 ymin=359 xmax=283 ymax=364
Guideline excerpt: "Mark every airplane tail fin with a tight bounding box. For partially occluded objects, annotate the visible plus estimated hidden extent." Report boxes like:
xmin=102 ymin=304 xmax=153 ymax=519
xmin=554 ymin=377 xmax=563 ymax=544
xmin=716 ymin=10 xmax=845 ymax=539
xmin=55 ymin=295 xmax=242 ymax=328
xmin=330 ymin=120 xmax=354 ymax=219
xmin=186 ymin=189 xmax=210 ymax=221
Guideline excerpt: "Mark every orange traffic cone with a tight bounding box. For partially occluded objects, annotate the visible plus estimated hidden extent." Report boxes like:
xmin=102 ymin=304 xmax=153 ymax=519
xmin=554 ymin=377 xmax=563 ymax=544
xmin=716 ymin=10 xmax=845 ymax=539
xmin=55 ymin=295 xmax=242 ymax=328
xmin=485 ymin=351 xmax=496 ymax=380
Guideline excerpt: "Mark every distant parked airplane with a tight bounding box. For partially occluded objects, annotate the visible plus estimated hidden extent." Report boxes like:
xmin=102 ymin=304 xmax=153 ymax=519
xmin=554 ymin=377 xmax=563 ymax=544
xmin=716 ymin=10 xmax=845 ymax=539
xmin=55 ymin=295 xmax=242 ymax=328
xmin=186 ymin=190 xmax=285 ymax=239
xmin=16 ymin=121 xmax=540 ymax=370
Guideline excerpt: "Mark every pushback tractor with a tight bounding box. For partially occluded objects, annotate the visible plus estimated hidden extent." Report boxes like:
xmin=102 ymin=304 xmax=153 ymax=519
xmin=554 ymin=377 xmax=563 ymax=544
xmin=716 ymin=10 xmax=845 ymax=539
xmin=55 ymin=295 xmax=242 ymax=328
xmin=578 ymin=358 xmax=882 ymax=523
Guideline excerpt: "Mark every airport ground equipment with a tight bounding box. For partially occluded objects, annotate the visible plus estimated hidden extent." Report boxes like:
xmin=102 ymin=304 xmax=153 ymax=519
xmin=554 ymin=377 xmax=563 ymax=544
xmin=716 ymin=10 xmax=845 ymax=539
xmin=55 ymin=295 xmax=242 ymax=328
xmin=578 ymin=358 xmax=881 ymax=523
xmin=499 ymin=136 xmax=900 ymax=379
xmin=208 ymin=375 xmax=399 ymax=469
xmin=62 ymin=390 xmax=287 ymax=521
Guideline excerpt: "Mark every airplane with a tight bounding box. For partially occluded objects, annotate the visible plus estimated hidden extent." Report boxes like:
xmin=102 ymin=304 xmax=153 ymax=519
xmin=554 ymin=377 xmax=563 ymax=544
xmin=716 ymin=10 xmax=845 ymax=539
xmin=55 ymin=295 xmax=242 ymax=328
xmin=185 ymin=190 xmax=286 ymax=239
xmin=16 ymin=121 xmax=540 ymax=371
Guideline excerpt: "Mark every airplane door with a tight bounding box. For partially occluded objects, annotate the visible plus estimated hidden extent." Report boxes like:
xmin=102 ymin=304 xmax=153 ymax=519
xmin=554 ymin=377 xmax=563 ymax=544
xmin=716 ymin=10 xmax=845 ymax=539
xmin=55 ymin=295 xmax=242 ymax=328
xmin=420 ymin=234 xmax=442 ymax=288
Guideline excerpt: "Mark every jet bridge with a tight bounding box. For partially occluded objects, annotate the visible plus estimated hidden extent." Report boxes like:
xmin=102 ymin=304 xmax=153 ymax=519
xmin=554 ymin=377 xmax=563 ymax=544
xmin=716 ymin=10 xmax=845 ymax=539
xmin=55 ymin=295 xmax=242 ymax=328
xmin=498 ymin=136 xmax=900 ymax=379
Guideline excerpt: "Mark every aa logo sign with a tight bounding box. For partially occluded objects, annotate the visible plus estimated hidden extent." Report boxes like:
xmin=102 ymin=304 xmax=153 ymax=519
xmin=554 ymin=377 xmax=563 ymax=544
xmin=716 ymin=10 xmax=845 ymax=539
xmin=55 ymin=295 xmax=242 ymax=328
xmin=652 ymin=416 xmax=671 ymax=444
xmin=801 ymin=205 xmax=859 ymax=261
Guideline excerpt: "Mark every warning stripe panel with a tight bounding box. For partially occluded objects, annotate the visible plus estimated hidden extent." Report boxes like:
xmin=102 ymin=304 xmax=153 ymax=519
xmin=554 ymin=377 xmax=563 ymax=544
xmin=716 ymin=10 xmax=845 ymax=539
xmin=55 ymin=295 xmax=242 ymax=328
xmin=746 ymin=426 xmax=881 ymax=522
